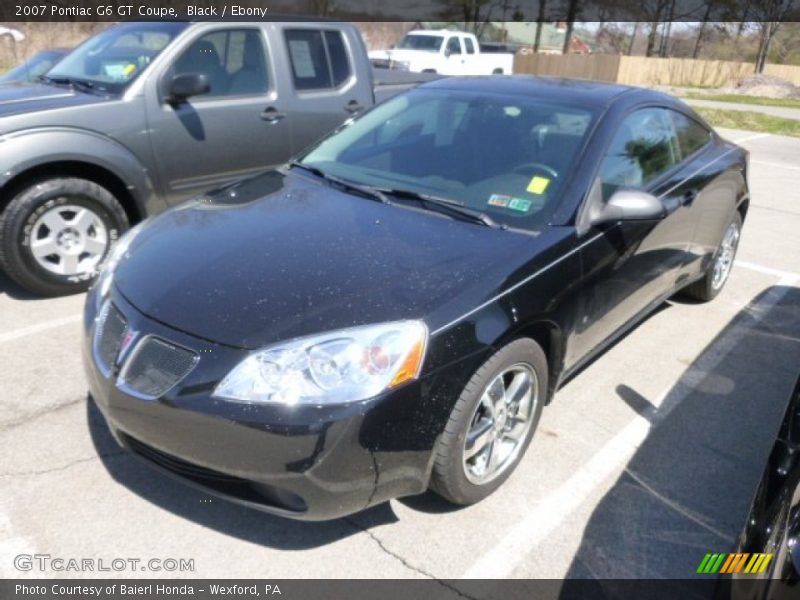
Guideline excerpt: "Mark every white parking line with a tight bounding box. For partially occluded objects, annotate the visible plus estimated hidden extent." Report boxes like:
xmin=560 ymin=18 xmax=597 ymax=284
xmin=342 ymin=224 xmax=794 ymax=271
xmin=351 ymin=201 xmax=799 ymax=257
xmin=751 ymin=159 xmax=800 ymax=172
xmin=0 ymin=509 xmax=36 ymax=578
xmin=732 ymin=133 xmax=770 ymax=144
xmin=735 ymin=260 xmax=800 ymax=280
xmin=0 ymin=314 xmax=81 ymax=345
xmin=464 ymin=269 xmax=799 ymax=578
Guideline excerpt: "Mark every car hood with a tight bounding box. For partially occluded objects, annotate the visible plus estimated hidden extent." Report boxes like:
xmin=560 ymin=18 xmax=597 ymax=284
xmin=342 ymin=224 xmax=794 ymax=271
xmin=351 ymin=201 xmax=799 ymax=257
xmin=0 ymin=81 xmax=109 ymax=118
xmin=114 ymin=171 xmax=558 ymax=349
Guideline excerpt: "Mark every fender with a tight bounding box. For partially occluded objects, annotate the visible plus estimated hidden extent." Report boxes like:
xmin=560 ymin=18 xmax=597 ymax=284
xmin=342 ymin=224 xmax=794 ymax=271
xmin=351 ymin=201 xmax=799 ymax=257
xmin=0 ymin=127 xmax=165 ymax=218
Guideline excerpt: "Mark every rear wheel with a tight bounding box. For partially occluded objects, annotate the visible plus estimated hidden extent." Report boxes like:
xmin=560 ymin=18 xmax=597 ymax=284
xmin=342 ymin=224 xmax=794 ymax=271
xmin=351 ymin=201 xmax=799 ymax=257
xmin=682 ymin=212 xmax=742 ymax=302
xmin=430 ymin=338 xmax=547 ymax=505
xmin=0 ymin=177 xmax=128 ymax=296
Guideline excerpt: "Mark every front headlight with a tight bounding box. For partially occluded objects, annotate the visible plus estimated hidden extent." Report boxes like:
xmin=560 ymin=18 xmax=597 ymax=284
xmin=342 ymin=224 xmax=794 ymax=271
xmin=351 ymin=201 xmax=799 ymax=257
xmin=392 ymin=60 xmax=411 ymax=71
xmin=95 ymin=221 xmax=145 ymax=299
xmin=213 ymin=321 xmax=428 ymax=406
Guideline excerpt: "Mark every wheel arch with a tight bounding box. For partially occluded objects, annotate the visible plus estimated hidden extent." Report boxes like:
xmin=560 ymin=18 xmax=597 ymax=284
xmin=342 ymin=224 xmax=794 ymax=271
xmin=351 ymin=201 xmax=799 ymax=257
xmin=0 ymin=160 xmax=143 ymax=226
xmin=497 ymin=319 xmax=565 ymax=404
xmin=0 ymin=128 xmax=161 ymax=226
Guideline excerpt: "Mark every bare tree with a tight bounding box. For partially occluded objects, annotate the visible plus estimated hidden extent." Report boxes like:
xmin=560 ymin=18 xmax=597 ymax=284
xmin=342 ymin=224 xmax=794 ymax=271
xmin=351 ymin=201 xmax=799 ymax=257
xmin=533 ymin=0 xmax=547 ymax=52
xmin=562 ymin=0 xmax=579 ymax=54
xmin=751 ymin=0 xmax=795 ymax=73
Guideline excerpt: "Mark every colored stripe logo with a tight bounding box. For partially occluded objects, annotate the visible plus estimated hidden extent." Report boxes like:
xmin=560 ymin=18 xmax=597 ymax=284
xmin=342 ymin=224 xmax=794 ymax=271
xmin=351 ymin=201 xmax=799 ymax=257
xmin=696 ymin=552 xmax=773 ymax=574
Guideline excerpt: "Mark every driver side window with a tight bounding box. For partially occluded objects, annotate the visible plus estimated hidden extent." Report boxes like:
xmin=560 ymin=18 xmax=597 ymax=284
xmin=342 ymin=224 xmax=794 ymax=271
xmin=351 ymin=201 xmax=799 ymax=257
xmin=599 ymin=108 xmax=679 ymax=201
xmin=173 ymin=29 xmax=269 ymax=98
xmin=446 ymin=37 xmax=462 ymax=55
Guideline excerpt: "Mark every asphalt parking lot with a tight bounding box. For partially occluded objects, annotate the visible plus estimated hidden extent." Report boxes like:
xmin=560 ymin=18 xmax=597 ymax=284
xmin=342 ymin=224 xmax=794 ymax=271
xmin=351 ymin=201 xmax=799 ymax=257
xmin=1 ymin=127 xmax=799 ymax=582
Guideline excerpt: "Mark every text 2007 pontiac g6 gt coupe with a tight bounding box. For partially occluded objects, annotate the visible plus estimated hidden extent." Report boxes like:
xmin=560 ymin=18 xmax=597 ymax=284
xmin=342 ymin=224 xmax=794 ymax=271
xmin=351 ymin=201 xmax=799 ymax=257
xmin=83 ymin=77 xmax=748 ymax=520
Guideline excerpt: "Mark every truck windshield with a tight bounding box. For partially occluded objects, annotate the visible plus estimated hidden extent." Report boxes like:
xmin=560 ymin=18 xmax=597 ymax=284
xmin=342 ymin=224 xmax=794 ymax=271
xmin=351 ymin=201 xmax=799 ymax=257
xmin=397 ymin=35 xmax=444 ymax=52
xmin=45 ymin=22 xmax=187 ymax=94
xmin=300 ymin=89 xmax=597 ymax=231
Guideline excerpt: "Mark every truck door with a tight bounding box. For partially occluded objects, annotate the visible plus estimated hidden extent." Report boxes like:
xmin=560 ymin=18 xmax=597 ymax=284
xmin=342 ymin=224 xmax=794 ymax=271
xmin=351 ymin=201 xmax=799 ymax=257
xmin=462 ymin=36 xmax=479 ymax=74
xmin=147 ymin=25 xmax=291 ymax=205
xmin=276 ymin=25 xmax=374 ymax=154
xmin=442 ymin=35 xmax=465 ymax=75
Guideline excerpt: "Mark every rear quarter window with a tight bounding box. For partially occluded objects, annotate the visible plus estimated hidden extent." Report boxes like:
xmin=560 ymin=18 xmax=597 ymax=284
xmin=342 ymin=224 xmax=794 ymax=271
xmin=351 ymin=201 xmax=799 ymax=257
xmin=284 ymin=29 xmax=352 ymax=91
xmin=670 ymin=110 xmax=712 ymax=159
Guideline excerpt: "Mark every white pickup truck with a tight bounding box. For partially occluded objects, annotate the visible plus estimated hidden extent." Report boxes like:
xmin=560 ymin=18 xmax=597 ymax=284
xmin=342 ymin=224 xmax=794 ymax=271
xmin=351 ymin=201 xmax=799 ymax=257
xmin=369 ymin=30 xmax=515 ymax=76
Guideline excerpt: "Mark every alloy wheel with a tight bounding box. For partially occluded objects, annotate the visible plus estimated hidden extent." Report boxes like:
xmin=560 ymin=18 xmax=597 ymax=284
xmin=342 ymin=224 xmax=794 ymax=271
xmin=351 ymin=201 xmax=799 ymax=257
xmin=462 ymin=363 xmax=538 ymax=485
xmin=711 ymin=221 xmax=740 ymax=291
xmin=29 ymin=203 xmax=109 ymax=276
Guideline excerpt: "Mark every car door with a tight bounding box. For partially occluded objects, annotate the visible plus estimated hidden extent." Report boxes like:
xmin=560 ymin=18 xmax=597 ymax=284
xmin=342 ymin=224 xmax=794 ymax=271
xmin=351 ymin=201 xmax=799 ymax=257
xmin=147 ymin=26 xmax=291 ymax=205
xmin=566 ymin=107 xmax=699 ymax=367
xmin=278 ymin=26 xmax=374 ymax=155
xmin=666 ymin=110 xmax=721 ymax=284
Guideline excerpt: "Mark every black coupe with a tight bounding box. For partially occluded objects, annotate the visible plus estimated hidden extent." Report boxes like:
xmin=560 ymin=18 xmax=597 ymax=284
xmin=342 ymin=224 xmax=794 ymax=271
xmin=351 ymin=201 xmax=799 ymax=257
xmin=83 ymin=77 xmax=749 ymax=520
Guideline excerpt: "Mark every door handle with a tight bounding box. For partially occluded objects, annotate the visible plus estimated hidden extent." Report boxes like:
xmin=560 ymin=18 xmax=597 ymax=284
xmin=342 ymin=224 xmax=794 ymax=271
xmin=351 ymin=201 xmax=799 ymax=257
xmin=682 ymin=189 xmax=698 ymax=206
xmin=344 ymin=100 xmax=364 ymax=114
xmin=260 ymin=107 xmax=286 ymax=123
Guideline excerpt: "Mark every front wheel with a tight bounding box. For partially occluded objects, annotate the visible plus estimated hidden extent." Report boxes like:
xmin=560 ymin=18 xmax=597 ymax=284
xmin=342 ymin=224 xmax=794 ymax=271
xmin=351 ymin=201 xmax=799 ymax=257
xmin=0 ymin=177 xmax=129 ymax=296
xmin=682 ymin=212 xmax=742 ymax=302
xmin=430 ymin=338 xmax=547 ymax=505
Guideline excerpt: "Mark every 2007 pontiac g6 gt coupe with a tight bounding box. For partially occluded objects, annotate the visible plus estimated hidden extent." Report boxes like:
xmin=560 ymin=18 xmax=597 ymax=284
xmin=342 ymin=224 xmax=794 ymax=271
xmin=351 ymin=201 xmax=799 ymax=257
xmin=84 ymin=77 xmax=749 ymax=520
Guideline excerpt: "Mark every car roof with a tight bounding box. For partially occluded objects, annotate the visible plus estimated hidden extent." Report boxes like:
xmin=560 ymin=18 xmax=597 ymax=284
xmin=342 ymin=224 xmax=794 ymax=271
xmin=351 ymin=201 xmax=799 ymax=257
xmin=421 ymin=75 xmax=672 ymax=109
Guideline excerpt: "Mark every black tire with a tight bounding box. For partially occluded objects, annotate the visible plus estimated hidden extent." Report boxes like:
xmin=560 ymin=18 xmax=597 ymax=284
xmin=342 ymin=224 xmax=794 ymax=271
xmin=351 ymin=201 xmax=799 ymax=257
xmin=682 ymin=212 xmax=743 ymax=303
xmin=0 ymin=177 xmax=129 ymax=296
xmin=430 ymin=338 xmax=547 ymax=505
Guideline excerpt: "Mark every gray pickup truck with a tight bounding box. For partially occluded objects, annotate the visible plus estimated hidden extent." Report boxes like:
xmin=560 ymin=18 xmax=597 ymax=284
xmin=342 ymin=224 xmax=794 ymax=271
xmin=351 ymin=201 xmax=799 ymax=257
xmin=0 ymin=20 xmax=424 ymax=295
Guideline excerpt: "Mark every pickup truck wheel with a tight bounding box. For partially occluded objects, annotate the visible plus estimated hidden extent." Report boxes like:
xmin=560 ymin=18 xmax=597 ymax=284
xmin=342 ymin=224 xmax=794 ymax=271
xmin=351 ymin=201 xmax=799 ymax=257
xmin=0 ymin=177 xmax=129 ymax=296
xmin=430 ymin=338 xmax=546 ymax=505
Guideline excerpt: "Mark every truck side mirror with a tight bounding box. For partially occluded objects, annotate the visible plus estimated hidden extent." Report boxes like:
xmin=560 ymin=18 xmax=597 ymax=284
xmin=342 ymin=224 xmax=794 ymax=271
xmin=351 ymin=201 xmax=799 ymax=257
xmin=167 ymin=73 xmax=210 ymax=104
xmin=590 ymin=189 xmax=666 ymax=226
xmin=444 ymin=48 xmax=451 ymax=58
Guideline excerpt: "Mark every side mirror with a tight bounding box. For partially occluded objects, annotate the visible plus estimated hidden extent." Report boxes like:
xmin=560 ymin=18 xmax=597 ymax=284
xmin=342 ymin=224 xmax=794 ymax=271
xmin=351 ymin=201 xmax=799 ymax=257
xmin=167 ymin=73 xmax=209 ymax=104
xmin=591 ymin=189 xmax=666 ymax=225
xmin=444 ymin=48 xmax=452 ymax=58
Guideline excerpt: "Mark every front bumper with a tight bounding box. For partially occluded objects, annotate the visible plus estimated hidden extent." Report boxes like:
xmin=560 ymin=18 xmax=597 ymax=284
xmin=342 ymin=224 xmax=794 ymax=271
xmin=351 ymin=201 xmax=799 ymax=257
xmin=82 ymin=287 xmax=468 ymax=521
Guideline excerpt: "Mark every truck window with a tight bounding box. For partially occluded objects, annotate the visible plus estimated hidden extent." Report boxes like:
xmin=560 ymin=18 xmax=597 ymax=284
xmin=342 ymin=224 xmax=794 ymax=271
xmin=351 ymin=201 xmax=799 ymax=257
xmin=464 ymin=37 xmax=476 ymax=54
xmin=173 ymin=29 xmax=269 ymax=97
xmin=446 ymin=37 xmax=462 ymax=55
xmin=284 ymin=29 xmax=352 ymax=91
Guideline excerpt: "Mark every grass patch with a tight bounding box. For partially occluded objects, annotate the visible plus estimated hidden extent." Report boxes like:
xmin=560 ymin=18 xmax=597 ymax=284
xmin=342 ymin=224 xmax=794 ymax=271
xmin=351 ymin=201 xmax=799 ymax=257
xmin=695 ymin=107 xmax=800 ymax=138
xmin=686 ymin=93 xmax=800 ymax=109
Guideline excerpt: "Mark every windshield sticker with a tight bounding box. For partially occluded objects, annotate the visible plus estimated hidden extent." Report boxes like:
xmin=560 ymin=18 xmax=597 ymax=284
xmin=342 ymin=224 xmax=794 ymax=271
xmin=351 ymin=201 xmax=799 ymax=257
xmin=527 ymin=176 xmax=550 ymax=195
xmin=508 ymin=197 xmax=533 ymax=212
xmin=488 ymin=194 xmax=511 ymax=208
xmin=488 ymin=195 xmax=536 ymax=213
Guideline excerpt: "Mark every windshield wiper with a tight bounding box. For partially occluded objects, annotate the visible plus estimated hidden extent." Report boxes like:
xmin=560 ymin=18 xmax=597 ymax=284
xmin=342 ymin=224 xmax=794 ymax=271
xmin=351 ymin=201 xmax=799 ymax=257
xmin=378 ymin=188 xmax=501 ymax=229
xmin=38 ymin=75 xmax=100 ymax=95
xmin=289 ymin=161 xmax=391 ymax=205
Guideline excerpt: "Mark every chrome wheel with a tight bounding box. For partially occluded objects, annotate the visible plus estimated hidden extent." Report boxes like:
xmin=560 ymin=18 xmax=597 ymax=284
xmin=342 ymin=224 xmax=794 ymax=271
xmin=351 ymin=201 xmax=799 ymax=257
xmin=711 ymin=221 xmax=740 ymax=291
xmin=29 ymin=204 xmax=109 ymax=276
xmin=463 ymin=363 xmax=538 ymax=485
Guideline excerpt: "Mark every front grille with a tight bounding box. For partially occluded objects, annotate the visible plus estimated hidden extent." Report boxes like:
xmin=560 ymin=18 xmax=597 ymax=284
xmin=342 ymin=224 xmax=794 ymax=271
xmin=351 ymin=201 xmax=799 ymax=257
xmin=119 ymin=336 xmax=198 ymax=398
xmin=124 ymin=435 xmax=242 ymax=483
xmin=94 ymin=302 xmax=127 ymax=374
xmin=122 ymin=434 xmax=307 ymax=513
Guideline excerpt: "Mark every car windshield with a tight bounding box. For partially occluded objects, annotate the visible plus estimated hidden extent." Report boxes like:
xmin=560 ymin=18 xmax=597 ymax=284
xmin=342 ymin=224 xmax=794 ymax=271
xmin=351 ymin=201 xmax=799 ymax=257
xmin=300 ymin=88 xmax=597 ymax=231
xmin=45 ymin=22 xmax=187 ymax=94
xmin=397 ymin=34 xmax=444 ymax=52
xmin=0 ymin=51 xmax=66 ymax=83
